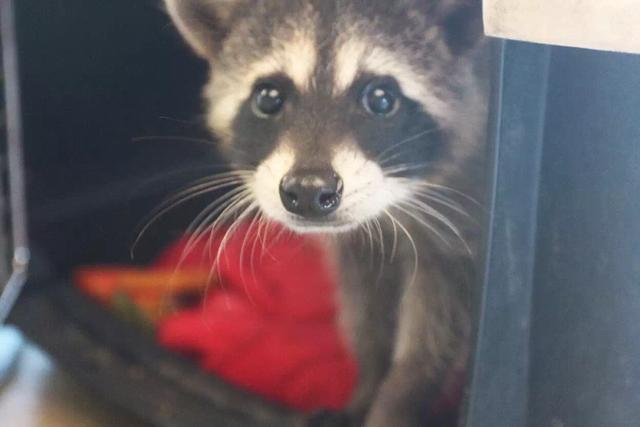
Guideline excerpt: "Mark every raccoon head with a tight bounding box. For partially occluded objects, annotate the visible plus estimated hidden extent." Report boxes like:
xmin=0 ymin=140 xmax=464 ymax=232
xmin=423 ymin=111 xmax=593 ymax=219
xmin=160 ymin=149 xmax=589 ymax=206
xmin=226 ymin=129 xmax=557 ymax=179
xmin=165 ymin=0 xmax=485 ymax=234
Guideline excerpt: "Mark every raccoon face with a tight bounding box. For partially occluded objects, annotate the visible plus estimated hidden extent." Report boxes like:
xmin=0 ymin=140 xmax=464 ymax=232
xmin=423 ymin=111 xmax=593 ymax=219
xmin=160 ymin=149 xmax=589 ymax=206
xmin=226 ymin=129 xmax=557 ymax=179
xmin=165 ymin=0 xmax=484 ymax=234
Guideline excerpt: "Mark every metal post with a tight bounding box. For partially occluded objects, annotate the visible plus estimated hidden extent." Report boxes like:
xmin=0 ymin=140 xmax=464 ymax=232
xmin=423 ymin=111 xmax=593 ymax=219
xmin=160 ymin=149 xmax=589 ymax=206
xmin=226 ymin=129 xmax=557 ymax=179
xmin=0 ymin=0 xmax=30 ymax=323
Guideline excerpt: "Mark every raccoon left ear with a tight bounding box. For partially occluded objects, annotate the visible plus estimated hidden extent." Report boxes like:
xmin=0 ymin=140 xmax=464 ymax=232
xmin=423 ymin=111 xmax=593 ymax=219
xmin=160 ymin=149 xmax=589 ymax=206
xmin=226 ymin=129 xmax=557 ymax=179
xmin=439 ymin=0 xmax=484 ymax=55
xmin=164 ymin=0 xmax=239 ymax=58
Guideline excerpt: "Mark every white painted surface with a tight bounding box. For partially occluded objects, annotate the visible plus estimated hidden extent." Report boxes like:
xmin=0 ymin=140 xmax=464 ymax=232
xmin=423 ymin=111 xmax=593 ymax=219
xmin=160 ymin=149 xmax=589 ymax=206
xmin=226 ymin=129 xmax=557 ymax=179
xmin=484 ymin=0 xmax=640 ymax=54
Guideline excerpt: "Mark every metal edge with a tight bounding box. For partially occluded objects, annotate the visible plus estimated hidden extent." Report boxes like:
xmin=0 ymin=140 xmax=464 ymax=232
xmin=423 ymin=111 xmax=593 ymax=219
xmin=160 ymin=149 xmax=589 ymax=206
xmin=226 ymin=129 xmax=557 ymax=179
xmin=0 ymin=0 xmax=30 ymax=324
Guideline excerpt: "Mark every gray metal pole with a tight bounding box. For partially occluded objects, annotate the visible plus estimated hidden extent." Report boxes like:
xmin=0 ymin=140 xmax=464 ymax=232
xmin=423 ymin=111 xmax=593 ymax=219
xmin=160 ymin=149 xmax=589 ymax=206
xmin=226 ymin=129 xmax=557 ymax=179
xmin=0 ymin=0 xmax=30 ymax=324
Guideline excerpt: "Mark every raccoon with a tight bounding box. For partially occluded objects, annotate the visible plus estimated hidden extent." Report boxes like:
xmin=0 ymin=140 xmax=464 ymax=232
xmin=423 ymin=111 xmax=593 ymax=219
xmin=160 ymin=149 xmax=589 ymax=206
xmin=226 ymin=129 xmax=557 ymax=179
xmin=164 ymin=1 xmax=488 ymax=425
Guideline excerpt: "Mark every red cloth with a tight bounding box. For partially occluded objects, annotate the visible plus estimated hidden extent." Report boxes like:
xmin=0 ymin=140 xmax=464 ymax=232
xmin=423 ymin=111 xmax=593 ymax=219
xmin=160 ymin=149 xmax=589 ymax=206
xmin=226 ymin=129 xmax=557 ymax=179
xmin=156 ymin=222 xmax=463 ymax=415
xmin=156 ymin=224 xmax=357 ymax=411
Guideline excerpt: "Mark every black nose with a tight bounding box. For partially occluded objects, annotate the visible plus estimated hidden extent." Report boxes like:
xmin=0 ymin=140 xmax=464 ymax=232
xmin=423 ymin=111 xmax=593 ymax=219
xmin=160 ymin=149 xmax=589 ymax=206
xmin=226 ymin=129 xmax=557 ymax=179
xmin=279 ymin=170 xmax=343 ymax=218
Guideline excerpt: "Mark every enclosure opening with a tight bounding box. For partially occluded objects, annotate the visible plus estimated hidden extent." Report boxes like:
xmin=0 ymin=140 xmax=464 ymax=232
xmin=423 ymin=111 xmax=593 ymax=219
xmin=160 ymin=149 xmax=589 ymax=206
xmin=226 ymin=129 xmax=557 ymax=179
xmin=8 ymin=2 xmax=490 ymax=427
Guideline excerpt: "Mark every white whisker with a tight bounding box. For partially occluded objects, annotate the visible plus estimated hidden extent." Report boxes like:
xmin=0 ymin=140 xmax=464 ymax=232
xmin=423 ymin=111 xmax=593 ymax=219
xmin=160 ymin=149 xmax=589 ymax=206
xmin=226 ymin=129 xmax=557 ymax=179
xmin=412 ymin=189 xmax=471 ymax=219
xmin=394 ymin=204 xmax=455 ymax=250
xmin=250 ymin=212 xmax=268 ymax=277
xmin=214 ymin=200 xmax=259 ymax=268
xmin=200 ymin=191 xmax=253 ymax=261
xmin=400 ymin=200 xmax=472 ymax=255
xmin=131 ymin=171 xmax=252 ymax=257
xmin=382 ymin=162 xmax=430 ymax=175
xmin=238 ymin=209 xmax=262 ymax=291
xmin=386 ymin=211 xmax=399 ymax=261
xmin=384 ymin=209 xmax=418 ymax=286
xmin=175 ymin=189 xmax=252 ymax=274
xmin=373 ymin=216 xmax=385 ymax=262
xmin=363 ymin=220 xmax=375 ymax=262
xmin=186 ymin=187 xmax=250 ymax=236
xmin=410 ymin=181 xmax=481 ymax=207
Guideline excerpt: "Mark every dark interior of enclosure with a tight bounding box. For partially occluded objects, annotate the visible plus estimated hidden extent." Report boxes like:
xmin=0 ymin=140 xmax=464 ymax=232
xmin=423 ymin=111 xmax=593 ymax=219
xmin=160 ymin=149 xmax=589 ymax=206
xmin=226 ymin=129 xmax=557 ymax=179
xmin=18 ymin=0 xmax=219 ymax=275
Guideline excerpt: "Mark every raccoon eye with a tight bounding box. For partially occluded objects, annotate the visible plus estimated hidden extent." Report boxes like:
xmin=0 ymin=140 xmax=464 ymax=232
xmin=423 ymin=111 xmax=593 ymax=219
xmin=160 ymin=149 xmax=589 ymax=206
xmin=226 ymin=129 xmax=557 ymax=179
xmin=252 ymin=83 xmax=286 ymax=117
xmin=362 ymin=81 xmax=399 ymax=117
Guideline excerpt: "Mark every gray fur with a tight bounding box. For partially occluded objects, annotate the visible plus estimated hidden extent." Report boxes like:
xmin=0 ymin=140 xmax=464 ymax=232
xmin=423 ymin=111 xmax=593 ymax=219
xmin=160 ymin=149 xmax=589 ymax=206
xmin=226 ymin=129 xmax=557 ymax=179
xmin=164 ymin=1 xmax=488 ymax=425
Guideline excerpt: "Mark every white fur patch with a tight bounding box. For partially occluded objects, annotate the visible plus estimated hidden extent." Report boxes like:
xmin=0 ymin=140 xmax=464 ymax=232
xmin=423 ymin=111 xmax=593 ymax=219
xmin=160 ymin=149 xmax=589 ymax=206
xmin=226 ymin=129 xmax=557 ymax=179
xmin=333 ymin=38 xmax=452 ymax=123
xmin=331 ymin=145 xmax=412 ymax=227
xmin=209 ymin=29 xmax=317 ymax=136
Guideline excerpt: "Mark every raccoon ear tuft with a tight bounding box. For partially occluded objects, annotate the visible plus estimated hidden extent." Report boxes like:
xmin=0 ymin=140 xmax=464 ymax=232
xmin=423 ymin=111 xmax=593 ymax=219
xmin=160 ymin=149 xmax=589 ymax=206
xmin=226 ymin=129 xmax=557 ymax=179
xmin=439 ymin=0 xmax=484 ymax=55
xmin=164 ymin=0 xmax=238 ymax=58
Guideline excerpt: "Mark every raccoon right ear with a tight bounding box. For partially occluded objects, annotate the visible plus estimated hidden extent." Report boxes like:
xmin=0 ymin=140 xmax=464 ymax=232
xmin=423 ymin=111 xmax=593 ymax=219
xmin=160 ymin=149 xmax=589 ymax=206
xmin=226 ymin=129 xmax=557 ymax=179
xmin=164 ymin=0 xmax=239 ymax=58
xmin=437 ymin=0 xmax=484 ymax=55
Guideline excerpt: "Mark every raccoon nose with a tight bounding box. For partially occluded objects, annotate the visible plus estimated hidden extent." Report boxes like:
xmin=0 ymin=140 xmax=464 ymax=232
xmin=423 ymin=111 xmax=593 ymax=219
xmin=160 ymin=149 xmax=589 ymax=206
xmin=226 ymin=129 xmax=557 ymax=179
xmin=279 ymin=170 xmax=343 ymax=218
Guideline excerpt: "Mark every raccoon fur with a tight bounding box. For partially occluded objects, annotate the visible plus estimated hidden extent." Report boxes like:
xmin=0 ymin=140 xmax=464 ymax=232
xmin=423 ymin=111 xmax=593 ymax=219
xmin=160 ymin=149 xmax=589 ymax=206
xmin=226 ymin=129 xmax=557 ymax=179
xmin=163 ymin=1 xmax=488 ymax=425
